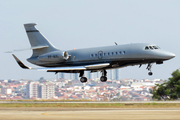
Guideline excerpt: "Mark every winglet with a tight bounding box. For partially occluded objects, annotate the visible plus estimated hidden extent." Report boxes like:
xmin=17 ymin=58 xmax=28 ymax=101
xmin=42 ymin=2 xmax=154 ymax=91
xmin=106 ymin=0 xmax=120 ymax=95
xmin=12 ymin=54 xmax=30 ymax=69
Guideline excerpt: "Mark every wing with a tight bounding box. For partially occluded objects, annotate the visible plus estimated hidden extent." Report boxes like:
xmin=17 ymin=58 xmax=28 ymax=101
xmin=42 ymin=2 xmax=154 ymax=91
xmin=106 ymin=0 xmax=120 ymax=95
xmin=12 ymin=54 xmax=110 ymax=72
xmin=12 ymin=54 xmax=31 ymax=69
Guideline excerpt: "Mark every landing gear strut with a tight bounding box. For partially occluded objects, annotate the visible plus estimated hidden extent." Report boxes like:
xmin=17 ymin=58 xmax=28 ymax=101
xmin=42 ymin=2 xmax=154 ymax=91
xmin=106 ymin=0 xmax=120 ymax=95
xmin=100 ymin=70 xmax=107 ymax=82
xmin=79 ymin=71 xmax=87 ymax=83
xmin=146 ymin=63 xmax=153 ymax=76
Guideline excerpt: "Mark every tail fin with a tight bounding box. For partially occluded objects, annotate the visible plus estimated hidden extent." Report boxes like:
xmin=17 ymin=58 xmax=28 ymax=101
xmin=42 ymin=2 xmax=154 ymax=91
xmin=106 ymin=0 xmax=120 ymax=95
xmin=24 ymin=23 xmax=58 ymax=57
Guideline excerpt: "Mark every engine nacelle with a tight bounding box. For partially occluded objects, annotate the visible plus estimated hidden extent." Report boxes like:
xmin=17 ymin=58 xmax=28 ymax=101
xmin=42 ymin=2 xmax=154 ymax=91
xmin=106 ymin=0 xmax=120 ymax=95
xmin=38 ymin=51 xmax=70 ymax=62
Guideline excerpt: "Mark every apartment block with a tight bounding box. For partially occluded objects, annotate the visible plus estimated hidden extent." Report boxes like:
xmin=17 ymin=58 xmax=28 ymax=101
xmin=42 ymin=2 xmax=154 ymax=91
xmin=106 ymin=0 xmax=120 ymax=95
xmin=38 ymin=83 xmax=55 ymax=99
xmin=1 ymin=88 xmax=12 ymax=95
xmin=26 ymin=82 xmax=39 ymax=99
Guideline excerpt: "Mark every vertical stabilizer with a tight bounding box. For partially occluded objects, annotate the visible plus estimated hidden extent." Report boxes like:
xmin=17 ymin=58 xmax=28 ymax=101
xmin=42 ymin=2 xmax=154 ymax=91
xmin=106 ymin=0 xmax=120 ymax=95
xmin=24 ymin=23 xmax=58 ymax=57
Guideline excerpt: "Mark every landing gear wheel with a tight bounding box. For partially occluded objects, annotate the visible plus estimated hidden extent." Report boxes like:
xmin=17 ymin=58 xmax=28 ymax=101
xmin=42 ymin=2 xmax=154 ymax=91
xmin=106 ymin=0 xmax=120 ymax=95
xmin=80 ymin=77 xmax=87 ymax=83
xmin=148 ymin=72 xmax=153 ymax=76
xmin=100 ymin=76 xmax=107 ymax=82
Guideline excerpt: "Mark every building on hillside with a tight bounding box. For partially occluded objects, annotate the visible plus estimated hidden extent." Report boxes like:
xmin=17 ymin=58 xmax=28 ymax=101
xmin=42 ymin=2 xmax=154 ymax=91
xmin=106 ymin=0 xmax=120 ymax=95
xmin=38 ymin=83 xmax=55 ymax=99
xmin=26 ymin=82 xmax=39 ymax=99
xmin=1 ymin=88 xmax=12 ymax=95
xmin=26 ymin=82 xmax=55 ymax=99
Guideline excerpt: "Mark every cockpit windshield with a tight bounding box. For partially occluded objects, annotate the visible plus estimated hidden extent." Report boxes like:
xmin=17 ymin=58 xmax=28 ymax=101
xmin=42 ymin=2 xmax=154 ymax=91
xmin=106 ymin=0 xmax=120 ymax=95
xmin=145 ymin=46 xmax=149 ymax=50
xmin=145 ymin=45 xmax=160 ymax=50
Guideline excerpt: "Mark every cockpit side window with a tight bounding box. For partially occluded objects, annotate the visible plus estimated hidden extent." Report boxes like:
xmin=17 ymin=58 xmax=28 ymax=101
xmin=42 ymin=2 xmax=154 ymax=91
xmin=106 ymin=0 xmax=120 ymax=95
xmin=153 ymin=46 xmax=158 ymax=49
xmin=145 ymin=46 xmax=149 ymax=50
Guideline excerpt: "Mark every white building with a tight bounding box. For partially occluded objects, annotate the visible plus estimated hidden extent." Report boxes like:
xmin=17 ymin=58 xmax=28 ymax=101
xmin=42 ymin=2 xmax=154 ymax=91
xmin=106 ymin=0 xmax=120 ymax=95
xmin=26 ymin=82 xmax=55 ymax=99
xmin=26 ymin=82 xmax=39 ymax=99
xmin=131 ymin=82 xmax=143 ymax=88
xmin=38 ymin=83 xmax=55 ymax=99
xmin=1 ymin=88 xmax=12 ymax=95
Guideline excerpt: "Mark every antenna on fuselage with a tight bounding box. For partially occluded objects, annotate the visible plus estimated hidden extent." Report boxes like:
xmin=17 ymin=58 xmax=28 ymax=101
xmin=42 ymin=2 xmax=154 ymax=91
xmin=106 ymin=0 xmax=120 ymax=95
xmin=115 ymin=42 xmax=118 ymax=45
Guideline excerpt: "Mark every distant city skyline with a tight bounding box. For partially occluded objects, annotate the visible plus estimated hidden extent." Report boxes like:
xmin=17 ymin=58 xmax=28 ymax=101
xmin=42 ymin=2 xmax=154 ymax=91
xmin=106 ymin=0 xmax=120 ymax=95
xmin=0 ymin=77 xmax=164 ymax=101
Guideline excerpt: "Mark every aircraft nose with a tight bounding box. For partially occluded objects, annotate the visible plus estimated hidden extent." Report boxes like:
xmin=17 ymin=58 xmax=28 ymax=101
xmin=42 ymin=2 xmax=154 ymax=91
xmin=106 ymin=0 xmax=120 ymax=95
xmin=164 ymin=52 xmax=175 ymax=60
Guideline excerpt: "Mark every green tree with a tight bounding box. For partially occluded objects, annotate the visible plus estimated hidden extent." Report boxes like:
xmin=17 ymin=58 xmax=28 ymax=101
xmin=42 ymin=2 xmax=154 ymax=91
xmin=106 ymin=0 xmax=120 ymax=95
xmin=151 ymin=69 xmax=180 ymax=100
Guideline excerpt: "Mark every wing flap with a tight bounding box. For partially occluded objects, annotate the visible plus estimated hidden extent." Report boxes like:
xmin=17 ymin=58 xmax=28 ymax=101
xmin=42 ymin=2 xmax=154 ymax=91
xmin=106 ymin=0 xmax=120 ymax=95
xmin=37 ymin=67 xmax=86 ymax=72
xmin=85 ymin=63 xmax=110 ymax=69
xmin=37 ymin=63 xmax=110 ymax=72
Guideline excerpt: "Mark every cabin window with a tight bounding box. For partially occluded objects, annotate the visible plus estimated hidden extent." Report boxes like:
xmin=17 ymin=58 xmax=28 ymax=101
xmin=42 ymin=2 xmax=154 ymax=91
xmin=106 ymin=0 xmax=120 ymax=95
xmin=123 ymin=51 xmax=125 ymax=54
xmin=119 ymin=51 xmax=121 ymax=54
xmin=107 ymin=52 xmax=110 ymax=56
xmin=99 ymin=53 xmax=102 ymax=57
xmin=95 ymin=54 xmax=98 ymax=57
xmin=115 ymin=52 xmax=118 ymax=55
xmin=90 ymin=54 xmax=93 ymax=57
xmin=111 ymin=52 xmax=114 ymax=55
xmin=104 ymin=53 xmax=106 ymax=56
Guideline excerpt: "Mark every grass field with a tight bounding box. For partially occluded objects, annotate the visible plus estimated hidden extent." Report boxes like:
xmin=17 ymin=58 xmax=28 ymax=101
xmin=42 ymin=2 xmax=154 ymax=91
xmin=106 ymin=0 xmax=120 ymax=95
xmin=0 ymin=103 xmax=180 ymax=108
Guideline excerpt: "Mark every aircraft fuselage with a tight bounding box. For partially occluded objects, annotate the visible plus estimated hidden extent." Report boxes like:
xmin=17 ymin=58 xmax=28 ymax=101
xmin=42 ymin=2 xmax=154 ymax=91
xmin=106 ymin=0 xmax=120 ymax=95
xmin=27 ymin=43 xmax=175 ymax=72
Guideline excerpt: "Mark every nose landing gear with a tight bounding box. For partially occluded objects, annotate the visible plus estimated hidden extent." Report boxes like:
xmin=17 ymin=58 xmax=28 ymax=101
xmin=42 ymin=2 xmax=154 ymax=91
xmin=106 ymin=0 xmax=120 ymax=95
xmin=147 ymin=63 xmax=153 ymax=76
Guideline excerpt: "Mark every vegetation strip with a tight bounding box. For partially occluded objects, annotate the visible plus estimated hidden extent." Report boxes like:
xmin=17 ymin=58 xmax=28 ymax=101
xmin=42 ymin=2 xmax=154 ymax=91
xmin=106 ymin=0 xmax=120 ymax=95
xmin=0 ymin=103 xmax=180 ymax=108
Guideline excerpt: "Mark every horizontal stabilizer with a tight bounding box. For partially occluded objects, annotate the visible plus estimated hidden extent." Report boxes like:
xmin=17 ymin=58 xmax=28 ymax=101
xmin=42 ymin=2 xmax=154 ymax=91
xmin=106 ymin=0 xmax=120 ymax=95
xmin=5 ymin=45 xmax=49 ymax=53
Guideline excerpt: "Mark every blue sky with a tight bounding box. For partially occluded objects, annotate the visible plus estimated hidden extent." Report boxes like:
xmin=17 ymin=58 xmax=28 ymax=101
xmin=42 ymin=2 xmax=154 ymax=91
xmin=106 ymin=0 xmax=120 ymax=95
xmin=1 ymin=0 xmax=180 ymax=80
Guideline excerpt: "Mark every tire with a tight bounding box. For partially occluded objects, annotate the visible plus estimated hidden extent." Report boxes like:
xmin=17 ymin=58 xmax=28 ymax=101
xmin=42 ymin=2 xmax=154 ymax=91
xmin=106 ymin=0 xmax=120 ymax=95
xmin=100 ymin=76 xmax=107 ymax=82
xmin=80 ymin=77 xmax=87 ymax=83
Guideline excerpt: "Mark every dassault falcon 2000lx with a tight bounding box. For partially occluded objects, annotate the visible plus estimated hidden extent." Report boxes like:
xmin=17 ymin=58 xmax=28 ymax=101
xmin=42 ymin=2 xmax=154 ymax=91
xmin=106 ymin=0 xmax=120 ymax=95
xmin=12 ymin=23 xmax=175 ymax=83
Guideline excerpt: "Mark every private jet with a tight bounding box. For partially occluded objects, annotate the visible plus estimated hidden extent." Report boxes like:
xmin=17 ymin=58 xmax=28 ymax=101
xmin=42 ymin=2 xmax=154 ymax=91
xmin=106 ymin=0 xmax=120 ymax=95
xmin=12 ymin=23 xmax=175 ymax=83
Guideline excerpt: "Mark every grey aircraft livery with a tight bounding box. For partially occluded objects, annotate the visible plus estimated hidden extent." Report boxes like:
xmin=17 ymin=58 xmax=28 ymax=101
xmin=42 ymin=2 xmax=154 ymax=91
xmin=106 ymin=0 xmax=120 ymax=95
xmin=12 ymin=23 xmax=175 ymax=83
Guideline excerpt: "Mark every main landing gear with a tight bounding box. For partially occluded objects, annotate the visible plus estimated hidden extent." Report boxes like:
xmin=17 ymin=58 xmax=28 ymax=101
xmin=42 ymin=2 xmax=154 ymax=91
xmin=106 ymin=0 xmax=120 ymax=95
xmin=100 ymin=70 xmax=107 ymax=82
xmin=146 ymin=63 xmax=153 ymax=76
xmin=79 ymin=71 xmax=87 ymax=83
xmin=79 ymin=70 xmax=108 ymax=83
